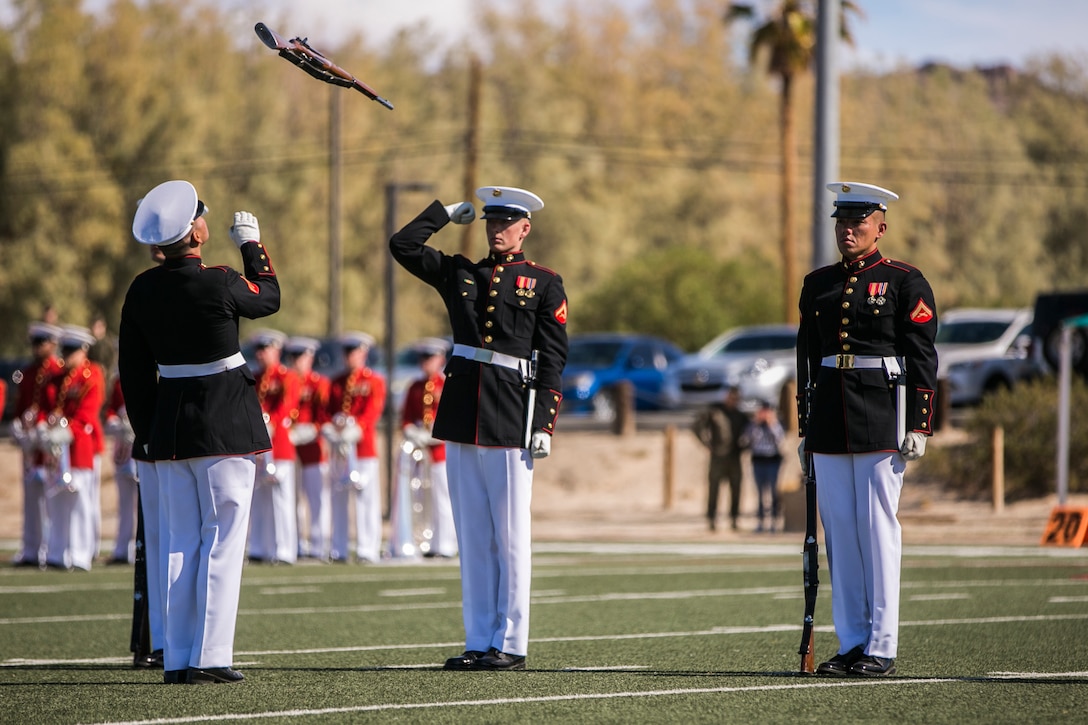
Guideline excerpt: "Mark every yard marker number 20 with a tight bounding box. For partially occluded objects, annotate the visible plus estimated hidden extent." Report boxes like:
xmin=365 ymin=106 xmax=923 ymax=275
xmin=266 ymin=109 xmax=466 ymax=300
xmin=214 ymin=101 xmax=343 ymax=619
xmin=1041 ymin=506 xmax=1088 ymax=547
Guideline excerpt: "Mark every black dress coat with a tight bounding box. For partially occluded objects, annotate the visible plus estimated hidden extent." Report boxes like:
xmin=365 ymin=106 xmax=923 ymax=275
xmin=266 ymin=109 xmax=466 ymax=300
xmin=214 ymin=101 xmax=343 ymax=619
xmin=797 ymin=248 xmax=938 ymax=454
xmin=118 ymin=242 xmax=280 ymax=461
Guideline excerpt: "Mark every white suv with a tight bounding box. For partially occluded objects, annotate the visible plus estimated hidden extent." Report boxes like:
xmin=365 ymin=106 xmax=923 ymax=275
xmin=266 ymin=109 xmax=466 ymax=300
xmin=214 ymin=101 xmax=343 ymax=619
xmin=935 ymin=308 xmax=1040 ymax=406
xmin=661 ymin=324 xmax=797 ymax=413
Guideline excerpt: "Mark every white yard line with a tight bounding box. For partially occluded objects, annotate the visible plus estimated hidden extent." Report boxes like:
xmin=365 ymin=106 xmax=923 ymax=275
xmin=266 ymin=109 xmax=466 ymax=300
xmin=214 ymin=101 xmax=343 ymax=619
xmin=8 ymin=613 xmax=1088 ymax=667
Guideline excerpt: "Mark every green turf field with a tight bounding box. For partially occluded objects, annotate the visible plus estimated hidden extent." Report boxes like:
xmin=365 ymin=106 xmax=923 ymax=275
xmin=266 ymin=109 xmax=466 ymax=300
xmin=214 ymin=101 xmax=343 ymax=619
xmin=2 ymin=542 xmax=1087 ymax=724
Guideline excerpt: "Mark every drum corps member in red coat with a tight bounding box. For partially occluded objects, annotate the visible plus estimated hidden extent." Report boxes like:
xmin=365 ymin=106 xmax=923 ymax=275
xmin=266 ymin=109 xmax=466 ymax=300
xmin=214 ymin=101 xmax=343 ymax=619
xmin=11 ymin=322 xmax=65 ymax=567
xmin=390 ymin=186 xmax=569 ymax=671
xmin=285 ymin=336 xmax=332 ymax=560
xmin=397 ymin=338 xmax=457 ymax=558
xmin=248 ymin=329 xmax=301 ymax=565
xmin=45 ymin=325 xmax=106 ymax=571
xmin=324 ymin=332 xmax=386 ymax=563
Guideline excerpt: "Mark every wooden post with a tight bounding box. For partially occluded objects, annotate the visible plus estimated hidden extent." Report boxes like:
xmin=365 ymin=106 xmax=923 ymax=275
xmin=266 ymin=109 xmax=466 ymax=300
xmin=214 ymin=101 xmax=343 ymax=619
xmin=935 ymin=378 xmax=952 ymax=431
xmin=780 ymin=380 xmax=797 ymax=434
xmin=611 ymin=381 xmax=635 ymax=437
xmin=992 ymin=425 xmax=1005 ymax=513
xmin=664 ymin=425 xmax=675 ymax=510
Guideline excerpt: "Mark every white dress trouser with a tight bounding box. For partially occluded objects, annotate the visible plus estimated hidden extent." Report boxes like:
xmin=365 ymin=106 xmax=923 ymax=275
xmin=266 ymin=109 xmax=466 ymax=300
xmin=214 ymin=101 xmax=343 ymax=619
xmin=158 ymin=455 xmax=255 ymax=671
xmin=17 ymin=463 xmax=49 ymax=565
xmin=112 ymin=458 xmax=139 ymax=562
xmin=330 ymin=456 xmax=381 ymax=563
xmin=248 ymin=457 xmax=298 ymax=563
xmin=429 ymin=461 xmax=457 ymax=557
xmin=137 ymin=460 xmax=166 ymax=653
xmin=299 ymin=462 xmax=330 ymax=558
xmin=446 ymin=442 xmax=534 ymax=657
xmin=814 ymin=451 xmax=905 ymax=659
xmin=45 ymin=468 xmax=96 ymax=571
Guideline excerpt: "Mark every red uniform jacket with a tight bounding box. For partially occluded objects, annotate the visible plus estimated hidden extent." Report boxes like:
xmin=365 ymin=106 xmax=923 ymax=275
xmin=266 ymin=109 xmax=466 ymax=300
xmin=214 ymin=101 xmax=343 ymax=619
xmin=327 ymin=367 xmax=386 ymax=459
xmin=400 ymin=372 xmax=446 ymax=463
xmin=16 ymin=356 xmax=65 ymax=465
xmin=293 ymin=370 xmax=330 ymax=466
xmin=256 ymin=363 xmax=301 ymax=460
xmin=16 ymin=356 xmax=64 ymax=424
xmin=55 ymin=361 xmax=106 ymax=469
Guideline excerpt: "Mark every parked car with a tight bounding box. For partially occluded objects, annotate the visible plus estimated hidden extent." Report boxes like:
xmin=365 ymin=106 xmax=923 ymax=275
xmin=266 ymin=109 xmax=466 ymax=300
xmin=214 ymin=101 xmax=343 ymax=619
xmin=935 ymin=308 xmax=1041 ymax=406
xmin=561 ymin=333 xmax=685 ymax=422
xmin=661 ymin=324 xmax=797 ymax=413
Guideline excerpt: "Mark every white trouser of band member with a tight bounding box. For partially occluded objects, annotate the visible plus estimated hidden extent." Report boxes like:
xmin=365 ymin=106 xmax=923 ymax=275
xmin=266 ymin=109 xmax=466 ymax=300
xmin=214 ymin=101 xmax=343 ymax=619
xmin=452 ymin=344 xmax=529 ymax=376
xmin=157 ymin=352 xmax=247 ymax=379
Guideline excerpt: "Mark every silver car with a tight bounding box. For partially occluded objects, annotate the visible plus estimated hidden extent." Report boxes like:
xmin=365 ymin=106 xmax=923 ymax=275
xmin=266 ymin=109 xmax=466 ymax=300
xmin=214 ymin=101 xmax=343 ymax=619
xmin=662 ymin=324 xmax=797 ymax=413
xmin=935 ymin=308 xmax=1041 ymax=406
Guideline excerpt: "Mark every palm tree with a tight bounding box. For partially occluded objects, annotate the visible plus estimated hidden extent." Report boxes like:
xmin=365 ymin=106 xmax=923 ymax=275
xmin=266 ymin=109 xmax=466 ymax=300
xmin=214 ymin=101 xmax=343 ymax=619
xmin=726 ymin=1 xmax=860 ymax=323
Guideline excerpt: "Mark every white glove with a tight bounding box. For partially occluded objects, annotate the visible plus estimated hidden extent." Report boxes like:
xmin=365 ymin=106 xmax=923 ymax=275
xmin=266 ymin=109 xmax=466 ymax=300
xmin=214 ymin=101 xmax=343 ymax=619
xmin=900 ymin=431 xmax=928 ymax=461
xmin=530 ymin=431 xmax=551 ymax=459
xmin=229 ymin=211 xmax=260 ymax=247
xmin=443 ymin=202 xmax=476 ymax=225
xmin=797 ymin=439 xmax=807 ymax=476
xmin=403 ymin=423 xmax=429 ymax=448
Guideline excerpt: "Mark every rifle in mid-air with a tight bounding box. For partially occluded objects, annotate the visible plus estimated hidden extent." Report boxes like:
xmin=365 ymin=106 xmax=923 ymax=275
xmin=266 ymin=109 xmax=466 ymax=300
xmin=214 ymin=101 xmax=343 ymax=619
xmin=255 ymin=22 xmax=394 ymax=110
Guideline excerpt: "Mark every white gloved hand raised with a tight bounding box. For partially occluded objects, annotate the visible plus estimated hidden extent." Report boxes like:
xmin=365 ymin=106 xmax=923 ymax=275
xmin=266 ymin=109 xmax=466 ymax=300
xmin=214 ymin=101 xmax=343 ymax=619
xmin=530 ymin=431 xmax=551 ymax=459
xmin=443 ymin=202 xmax=476 ymax=225
xmin=900 ymin=431 xmax=928 ymax=461
xmin=229 ymin=211 xmax=260 ymax=247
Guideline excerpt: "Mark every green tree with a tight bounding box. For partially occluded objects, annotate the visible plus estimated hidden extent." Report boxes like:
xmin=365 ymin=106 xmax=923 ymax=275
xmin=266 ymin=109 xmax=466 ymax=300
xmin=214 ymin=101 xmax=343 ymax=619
xmin=726 ymin=1 xmax=859 ymax=323
xmin=576 ymin=245 xmax=781 ymax=350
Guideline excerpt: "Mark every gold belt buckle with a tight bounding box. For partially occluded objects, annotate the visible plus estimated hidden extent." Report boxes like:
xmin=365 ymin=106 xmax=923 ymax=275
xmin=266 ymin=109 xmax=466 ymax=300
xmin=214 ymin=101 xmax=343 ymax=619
xmin=836 ymin=354 xmax=855 ymax=369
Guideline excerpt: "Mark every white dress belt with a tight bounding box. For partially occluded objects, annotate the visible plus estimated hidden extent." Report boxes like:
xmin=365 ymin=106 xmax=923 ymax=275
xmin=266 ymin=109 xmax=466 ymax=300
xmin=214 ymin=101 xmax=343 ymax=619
xmin=452 ymin=344 xmax=528 ymax=373
xmin=821 ymin=354 xmax=885 ymax=370
xmin=157 ymin=351 xmax=247 ymax=379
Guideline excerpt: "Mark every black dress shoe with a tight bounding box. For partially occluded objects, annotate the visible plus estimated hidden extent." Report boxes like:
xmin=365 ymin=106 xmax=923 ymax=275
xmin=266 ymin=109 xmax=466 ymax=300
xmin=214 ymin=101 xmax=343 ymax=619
xmin=850 ymin=655 xmax=896 ymax=677
xmin=164 ymin=669 xmax=187 ymax=684
xmin=443 ymin=650 xmax=486 ymax=670
xmin=475 ymin=648 xmax=526 ymax=671
xmin=816 ymin=645 xmax=865 ymax=676
xmin=134 ymin=649 xmax=164 ymax=669
xmin=187 ymin=666 xmax=245 ymax=684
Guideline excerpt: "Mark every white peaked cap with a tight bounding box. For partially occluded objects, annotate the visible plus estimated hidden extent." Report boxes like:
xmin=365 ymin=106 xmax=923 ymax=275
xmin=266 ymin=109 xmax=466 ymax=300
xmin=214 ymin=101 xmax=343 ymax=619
xmin=132 ymin=180 xmax=208 ymax=245
xmin=476 ymin=186 xmax=544 ymax=220
xmin=827 ymin=181 xmax=899 ymax=219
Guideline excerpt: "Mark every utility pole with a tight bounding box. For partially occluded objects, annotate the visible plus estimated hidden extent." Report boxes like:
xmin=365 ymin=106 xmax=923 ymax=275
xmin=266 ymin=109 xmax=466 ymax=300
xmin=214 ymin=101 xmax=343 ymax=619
xmin=460 ymin=55 xmax=482 ymax=258
xmin=328 ymin=87 xmax=343 ymax=336
xmin=811 ymin=0 xmax=841 ymax=270
xmin=382 ymin=181 xmax=433 ymax=515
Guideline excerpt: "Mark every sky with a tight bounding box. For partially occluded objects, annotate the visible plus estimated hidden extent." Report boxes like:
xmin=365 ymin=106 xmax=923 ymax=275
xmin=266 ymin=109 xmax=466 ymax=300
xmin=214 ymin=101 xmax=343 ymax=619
xmin=1 ymin=0 xmax=1085 ymax=71
xmin=245 ymin=0 xmax=1086 ymax=72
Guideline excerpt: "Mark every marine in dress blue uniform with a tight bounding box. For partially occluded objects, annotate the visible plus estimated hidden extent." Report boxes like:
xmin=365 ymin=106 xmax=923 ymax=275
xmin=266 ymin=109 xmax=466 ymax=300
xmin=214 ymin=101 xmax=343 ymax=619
xmin=390 ymin=186 xmax=568 ymax=671
xmin=119 ymin=180 xmax=280 ymax=684
xmin=796 ymin=182 xmax=938 ymax=678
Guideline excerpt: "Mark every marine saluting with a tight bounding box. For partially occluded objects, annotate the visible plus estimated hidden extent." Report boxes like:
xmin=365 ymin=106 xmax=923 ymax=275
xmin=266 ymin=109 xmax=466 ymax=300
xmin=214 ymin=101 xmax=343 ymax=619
xmin=390 ymin=185 xmax=569 ymax=671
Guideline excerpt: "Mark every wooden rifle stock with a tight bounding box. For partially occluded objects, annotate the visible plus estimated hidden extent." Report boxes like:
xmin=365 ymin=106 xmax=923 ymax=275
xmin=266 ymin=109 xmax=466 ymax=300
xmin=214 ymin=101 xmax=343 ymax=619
xmin=799 ymin=449 xmax=819 ymax=673
xmin=254 ymin=22 xmax=394 ymax=110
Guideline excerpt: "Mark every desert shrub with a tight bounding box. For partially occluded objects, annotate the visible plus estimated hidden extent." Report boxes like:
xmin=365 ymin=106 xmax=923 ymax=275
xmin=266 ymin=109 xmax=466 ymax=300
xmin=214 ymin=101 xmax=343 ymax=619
xmin=917 ymin=376 xmax=1088 ymax=500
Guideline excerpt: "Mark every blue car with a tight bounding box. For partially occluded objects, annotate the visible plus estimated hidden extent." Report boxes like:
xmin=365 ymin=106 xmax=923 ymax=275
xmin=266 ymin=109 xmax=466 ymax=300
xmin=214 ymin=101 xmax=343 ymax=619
xmin=561 ymin=333 xmax=685 ymax=422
